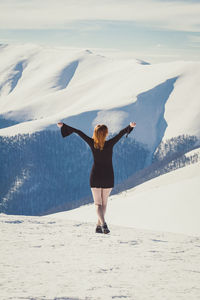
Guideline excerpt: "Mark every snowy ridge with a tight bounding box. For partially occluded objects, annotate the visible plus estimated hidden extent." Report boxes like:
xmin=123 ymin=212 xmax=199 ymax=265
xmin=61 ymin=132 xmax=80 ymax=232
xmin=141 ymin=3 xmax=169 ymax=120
xmin=0 ymin=44 xmax=200 ymax=151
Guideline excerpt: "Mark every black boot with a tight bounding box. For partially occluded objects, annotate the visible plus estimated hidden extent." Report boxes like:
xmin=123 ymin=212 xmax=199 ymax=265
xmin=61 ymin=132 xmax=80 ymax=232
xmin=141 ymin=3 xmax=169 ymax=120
xmin=101 ymin=222 xmax=110 ymax=234
xmin=95 ymin=225 xmax=103 ymax=233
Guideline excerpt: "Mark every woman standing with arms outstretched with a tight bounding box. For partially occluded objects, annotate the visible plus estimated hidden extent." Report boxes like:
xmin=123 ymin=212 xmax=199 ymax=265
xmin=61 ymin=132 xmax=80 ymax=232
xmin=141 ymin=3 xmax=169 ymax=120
xmin=57 ymin=121 xmax=136 ymax=234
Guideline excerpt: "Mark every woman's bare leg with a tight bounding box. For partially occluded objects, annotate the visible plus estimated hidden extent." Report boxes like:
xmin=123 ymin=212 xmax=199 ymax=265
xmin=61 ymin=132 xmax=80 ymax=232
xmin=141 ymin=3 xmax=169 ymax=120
xmin=95 ymin=205 xmax=105 ymax=225
xmin=91 ymin=188 xmax=105 ymax=225
xmin=102 ymin=188 xmax=112 ymax=217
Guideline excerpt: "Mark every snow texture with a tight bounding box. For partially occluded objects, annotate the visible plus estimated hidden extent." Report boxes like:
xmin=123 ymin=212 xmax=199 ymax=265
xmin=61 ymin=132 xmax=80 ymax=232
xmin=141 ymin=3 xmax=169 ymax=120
xmin=0 ymin=213 xmax=200 ymax=300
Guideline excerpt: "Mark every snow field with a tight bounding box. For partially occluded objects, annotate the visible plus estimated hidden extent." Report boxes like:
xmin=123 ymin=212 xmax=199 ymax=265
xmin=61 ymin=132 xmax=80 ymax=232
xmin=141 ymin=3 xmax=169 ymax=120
xmin=0 ymin=213 xmax=200 ymax=300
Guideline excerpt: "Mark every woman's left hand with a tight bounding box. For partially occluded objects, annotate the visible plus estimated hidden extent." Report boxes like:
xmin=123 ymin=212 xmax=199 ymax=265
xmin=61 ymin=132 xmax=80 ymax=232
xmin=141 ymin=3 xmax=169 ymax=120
xmin=130 ymin=122 xmax=136 ymax=128
xmin=57 ymin=122 xmax=63 ymax=128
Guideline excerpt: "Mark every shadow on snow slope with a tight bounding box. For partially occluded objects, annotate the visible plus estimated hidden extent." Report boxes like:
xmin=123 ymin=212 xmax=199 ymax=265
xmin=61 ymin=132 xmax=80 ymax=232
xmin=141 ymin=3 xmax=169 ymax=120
xmin=0 ymin=60 xmax=27 ymax=95
xmin=50 ymin=76 xmax=178 ymax=163
xmin=52 ymin=60 xmax=79 ymax=90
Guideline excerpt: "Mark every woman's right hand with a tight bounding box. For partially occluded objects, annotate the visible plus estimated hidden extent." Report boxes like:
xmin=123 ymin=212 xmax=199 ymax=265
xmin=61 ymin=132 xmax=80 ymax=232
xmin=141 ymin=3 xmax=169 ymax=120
xmin=57 ymin=122 xmax=63 ymax=128
xmin=130 ymin=122 xmax=136 ymax=128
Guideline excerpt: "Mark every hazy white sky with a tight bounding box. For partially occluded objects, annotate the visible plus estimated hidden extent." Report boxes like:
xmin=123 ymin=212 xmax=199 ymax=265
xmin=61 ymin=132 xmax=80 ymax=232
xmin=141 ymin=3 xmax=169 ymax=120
xmin=0 ymin=0 xmax=200 ymax=63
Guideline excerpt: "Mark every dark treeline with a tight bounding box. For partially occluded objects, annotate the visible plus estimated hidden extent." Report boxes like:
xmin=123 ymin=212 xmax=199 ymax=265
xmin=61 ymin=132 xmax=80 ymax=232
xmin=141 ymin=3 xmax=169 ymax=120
xmin=114 ymin=134 xmax=199 ymax=194
xmin=153 ymin=134 xmax=198 ymax=162
xmin=0 ymin=130 xmax=149 ymax=216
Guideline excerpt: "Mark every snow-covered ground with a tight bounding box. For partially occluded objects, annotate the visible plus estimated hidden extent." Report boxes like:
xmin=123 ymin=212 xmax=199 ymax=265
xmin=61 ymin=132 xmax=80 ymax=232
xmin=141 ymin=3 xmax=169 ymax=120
xmin=0 ymin=213 xmax=200 ymax=300
xmin=51 ymin=159 xmax=200 ymax=237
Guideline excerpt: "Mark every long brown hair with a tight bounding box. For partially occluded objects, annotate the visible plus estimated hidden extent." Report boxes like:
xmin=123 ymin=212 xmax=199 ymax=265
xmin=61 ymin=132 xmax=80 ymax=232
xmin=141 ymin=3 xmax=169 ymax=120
xmin=92 ymin=124 xmax=108 ymax=150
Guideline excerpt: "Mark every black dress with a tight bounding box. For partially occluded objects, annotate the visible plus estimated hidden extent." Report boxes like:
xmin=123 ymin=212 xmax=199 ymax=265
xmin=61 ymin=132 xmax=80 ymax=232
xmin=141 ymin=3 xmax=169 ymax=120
xmin=61 ymin=123 xmax=134 ymax=188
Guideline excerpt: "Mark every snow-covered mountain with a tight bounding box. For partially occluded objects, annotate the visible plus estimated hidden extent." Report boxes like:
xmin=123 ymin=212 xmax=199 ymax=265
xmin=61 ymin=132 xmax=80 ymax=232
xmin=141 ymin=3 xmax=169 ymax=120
xmin=0 ymin=43 xmax=200 ymax=215
xmin=0 ymin=44 xmax=200 ymax=143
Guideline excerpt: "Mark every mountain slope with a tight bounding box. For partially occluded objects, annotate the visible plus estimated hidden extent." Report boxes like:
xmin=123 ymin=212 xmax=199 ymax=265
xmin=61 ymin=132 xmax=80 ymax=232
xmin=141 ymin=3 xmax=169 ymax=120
xmin=0 ymin=44 xmax=200 ymax=150
xmin=54 ymin=158 xmax=200 ymax=237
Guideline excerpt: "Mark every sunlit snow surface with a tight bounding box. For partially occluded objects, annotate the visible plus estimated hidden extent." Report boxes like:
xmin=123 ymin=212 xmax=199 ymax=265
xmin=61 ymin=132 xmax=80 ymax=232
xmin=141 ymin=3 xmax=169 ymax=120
xmin=0 ymin=214 xmax=200 ymax=300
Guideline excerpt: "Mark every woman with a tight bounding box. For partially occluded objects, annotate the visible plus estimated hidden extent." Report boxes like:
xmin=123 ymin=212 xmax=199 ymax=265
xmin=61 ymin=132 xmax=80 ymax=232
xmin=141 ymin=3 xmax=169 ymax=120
xmin=57 ymin=121 xmax=136 ymax=234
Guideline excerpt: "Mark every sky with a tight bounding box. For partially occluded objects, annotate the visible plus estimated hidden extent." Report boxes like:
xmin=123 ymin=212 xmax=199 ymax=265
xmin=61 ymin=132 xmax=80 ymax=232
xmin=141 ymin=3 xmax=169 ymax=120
xmin=0 ymin=0 xmax=200 ymax=63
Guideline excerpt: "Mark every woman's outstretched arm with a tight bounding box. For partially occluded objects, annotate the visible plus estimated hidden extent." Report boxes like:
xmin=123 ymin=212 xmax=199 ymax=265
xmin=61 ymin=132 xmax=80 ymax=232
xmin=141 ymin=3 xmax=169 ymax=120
xmin=57 ymin=122 xmax=93 ymax=146
xmin=107 ymin=122 xmax=136 ymax=146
